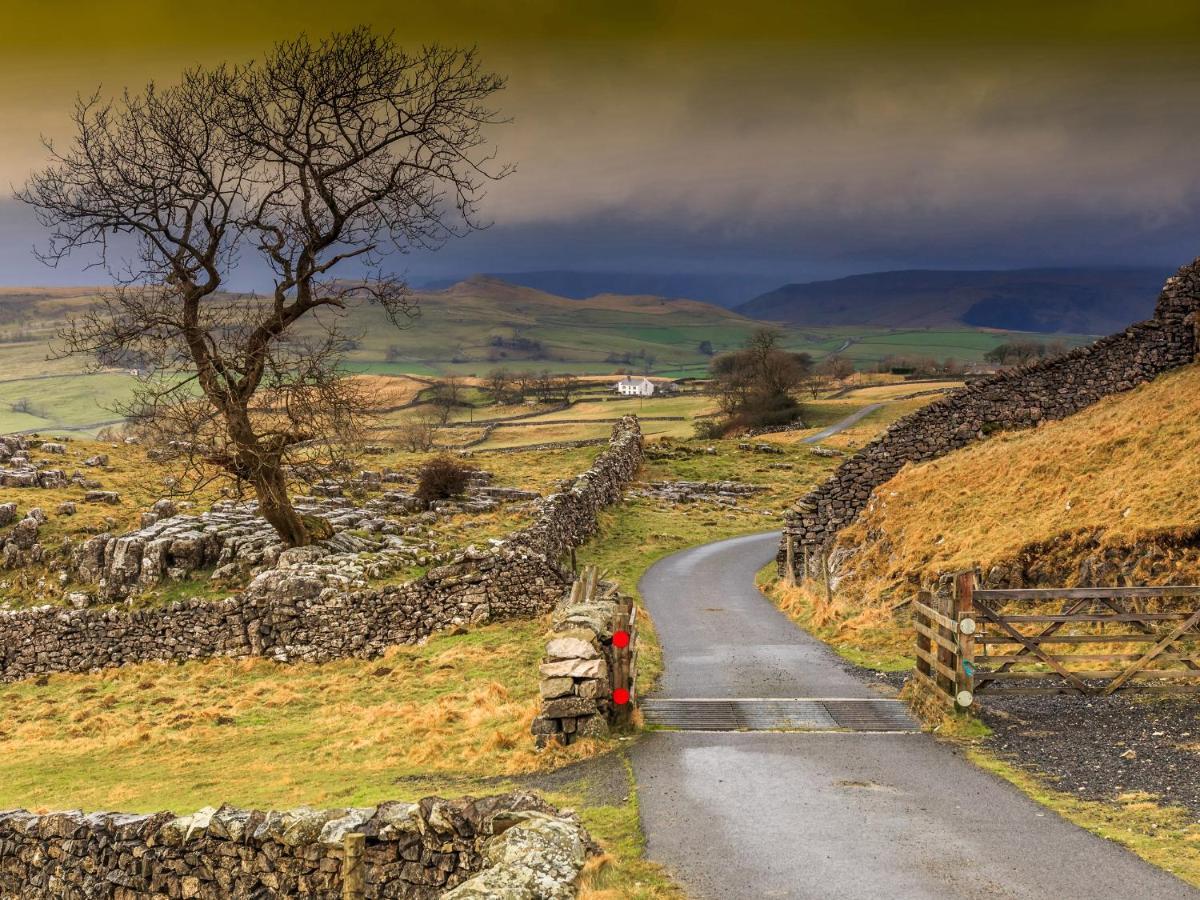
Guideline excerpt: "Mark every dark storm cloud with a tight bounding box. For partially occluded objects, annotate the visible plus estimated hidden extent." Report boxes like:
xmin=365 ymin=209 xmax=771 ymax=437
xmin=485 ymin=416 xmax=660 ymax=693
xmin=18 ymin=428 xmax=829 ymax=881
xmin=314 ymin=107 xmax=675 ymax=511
xmin=3 ymin=3 xmax=1200 ymax=286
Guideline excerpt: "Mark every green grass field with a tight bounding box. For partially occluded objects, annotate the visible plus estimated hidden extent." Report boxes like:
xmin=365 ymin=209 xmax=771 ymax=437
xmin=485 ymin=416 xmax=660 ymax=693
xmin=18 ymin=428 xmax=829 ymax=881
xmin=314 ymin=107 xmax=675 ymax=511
xmin=0 ymin=372 xmax=135 ymax=434
xmin=0 ymin=278 xmax=1093 ymax=433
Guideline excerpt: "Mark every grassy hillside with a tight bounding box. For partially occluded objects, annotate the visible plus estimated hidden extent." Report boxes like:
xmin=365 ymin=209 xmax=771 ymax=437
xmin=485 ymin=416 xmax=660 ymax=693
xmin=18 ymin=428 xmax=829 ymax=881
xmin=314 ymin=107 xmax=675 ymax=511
xmin=790 ymin=363 xmax=1200 ymax=663
xmin=0 ymin=276 xmax=1095 ymax=432
xmin=332 ymin=277 xmax=765 ymax=377
xmin=450 ymin=270 xmax=782 ymax=307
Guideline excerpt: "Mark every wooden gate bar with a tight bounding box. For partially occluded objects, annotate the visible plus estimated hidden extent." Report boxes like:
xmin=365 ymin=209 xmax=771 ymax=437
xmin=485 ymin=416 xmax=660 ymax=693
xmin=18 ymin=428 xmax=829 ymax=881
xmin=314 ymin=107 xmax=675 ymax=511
xmin=1103 ymin=607 xmax=1200 ymax=694
xmin=912 ymin=599 xmax=958 ymax=632
xmin=913 ymin=619 xmax=958 ymax=654
xmin=934 ymin=588 xmax=957 ymax=700
xmin=984 ymin=612 xmax=1194 ymax=623
xmin=973 ymin=598 xmax=1093 ymax=693
xmin=1101 ymin=595 xmax=1200 ymax=673
xmin=970 ymin=669 xmax=1200 ymax=681
xmin=975 ymin=586 xmax=1200 ymax=600
xmin=974 ymin=597 xmax=1090 ymax=690
xmin=915 ymin=577 xmax=1200 ymax=698
xmin=978 ymin=652 xmax=1200 ymax=663
xmin=977 ymin=633 xmax=1167 ymax=644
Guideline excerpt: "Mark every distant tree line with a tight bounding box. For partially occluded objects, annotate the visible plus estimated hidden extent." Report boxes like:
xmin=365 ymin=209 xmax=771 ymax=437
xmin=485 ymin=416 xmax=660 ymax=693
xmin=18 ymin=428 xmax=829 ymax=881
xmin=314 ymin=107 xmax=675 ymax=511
xmin=484 ymin=369 xmax=581 ymax=405
xmin=604 ymin=348 xmax=657 ymax=373
xmin=984 ymin=338 xmax=1069 ymax=367
xmin=487 ymin=334 xmax=548 ymax=361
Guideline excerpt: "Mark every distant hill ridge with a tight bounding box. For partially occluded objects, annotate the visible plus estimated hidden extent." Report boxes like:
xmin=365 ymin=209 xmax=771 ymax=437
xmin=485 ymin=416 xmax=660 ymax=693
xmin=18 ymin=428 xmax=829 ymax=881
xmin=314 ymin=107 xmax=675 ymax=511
xmin=737 ymin=267 xmax=1168 ymax=333
xmin=422 ymin=271 xmax=782 ymax=307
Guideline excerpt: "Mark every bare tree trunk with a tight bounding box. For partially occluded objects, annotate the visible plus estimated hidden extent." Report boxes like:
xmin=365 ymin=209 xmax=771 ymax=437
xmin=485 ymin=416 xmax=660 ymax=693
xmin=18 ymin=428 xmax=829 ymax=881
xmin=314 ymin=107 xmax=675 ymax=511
xmin=251 ymin=461 xmax=310 ymax=547
xmin=226 ymin=406 xmax=311 ymax=547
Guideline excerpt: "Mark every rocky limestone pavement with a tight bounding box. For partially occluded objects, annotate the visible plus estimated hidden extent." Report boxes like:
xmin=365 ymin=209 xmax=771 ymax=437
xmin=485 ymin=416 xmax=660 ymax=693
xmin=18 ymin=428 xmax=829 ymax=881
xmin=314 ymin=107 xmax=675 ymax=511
xmin=0 ymin=436 xmax=68 ymax=490
xmin=0 ymin=417 xmax=645 ymax=681
xmin=737 ymin=441 xmax=784 ymax=455
xmin=0 ymin=514 xmax=43 ymax=571
xmin=629 ymin=480 xmax=767 ymax=507
xmin=65 ymin=472 xmax=539 ymax=603
xmin=75 ymin=495 xmax=434 ymax=602
xmin=0 ymin=792 xmax=591 ymax=899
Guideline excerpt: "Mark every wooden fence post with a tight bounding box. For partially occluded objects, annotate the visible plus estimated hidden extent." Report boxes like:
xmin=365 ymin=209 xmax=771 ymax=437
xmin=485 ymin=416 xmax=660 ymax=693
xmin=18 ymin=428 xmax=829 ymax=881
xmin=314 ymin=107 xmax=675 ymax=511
xmin=611 ymin=596 xmax=634 ymax=726
xmin=783 ymin=534 xmax=796 ymax=587
xmin=934 ymin=587 xmax=956 ymax=700
xmin=914 ymin=589 xmax=932 ymax=688
xmin=342 ymin=832 xmax=365 ymax=900
xmin=821 ymin=548 xmax=833 ymax=607
xmin=953 ymin=571 xmax=976 ymax=709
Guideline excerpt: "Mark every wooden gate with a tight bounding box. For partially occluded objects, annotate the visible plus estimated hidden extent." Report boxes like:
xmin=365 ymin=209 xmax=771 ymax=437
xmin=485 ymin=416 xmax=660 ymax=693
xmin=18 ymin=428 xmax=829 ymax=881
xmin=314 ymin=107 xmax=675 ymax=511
xmin=913 ymin=574 xmax=1200 ymax=708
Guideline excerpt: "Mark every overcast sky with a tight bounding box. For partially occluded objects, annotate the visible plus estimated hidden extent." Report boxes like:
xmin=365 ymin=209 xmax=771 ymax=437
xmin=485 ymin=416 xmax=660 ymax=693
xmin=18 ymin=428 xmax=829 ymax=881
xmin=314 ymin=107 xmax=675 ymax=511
xmin=2 ymin=0 xmax=1200 ymax=287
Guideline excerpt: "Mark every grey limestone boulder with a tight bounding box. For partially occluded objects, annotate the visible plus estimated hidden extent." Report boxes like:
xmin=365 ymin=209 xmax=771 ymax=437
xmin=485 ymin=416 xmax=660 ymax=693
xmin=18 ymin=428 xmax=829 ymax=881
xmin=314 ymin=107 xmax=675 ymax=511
xmin=442 ymin=812 xmax=587 ymax=900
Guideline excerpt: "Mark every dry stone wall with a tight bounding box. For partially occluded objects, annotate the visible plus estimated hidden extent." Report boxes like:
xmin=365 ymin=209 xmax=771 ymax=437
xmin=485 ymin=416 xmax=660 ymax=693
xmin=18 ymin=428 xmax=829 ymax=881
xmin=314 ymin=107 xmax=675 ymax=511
xmin=0 ymin=418 xmax=643 ymax=681
xmin=0 ymin=792 xmax=590 ymax=899
xmin=531 ymin=573 xmax=637 ymax=746
xmin=782 ymin=258 xmax=1200 ymax=574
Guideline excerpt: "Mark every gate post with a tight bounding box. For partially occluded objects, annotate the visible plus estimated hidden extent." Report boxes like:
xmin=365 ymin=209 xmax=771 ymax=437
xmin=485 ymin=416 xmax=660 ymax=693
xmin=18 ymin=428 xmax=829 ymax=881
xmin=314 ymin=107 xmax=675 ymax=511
xmin=783 ymin=534 xmax=796 ymax=587
xmin=342 ymin=832 xmax=365 ymax=900
xmin=914 ymin=589 xmax=933 ymax=687
xmin=953 ymin=570 xmax=976 ymax=709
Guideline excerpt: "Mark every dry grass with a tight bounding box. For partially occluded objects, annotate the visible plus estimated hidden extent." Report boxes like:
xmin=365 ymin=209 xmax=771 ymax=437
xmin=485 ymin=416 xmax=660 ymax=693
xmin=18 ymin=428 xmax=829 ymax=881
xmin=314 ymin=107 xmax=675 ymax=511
xmin=835 ymin=379 xmax=964 ymax=401
xmin=783 ymin=362 xmax=1200 ymax=666
xmin=0 ymin=619 xmax=612 ymax=813
xmin=838 ymin=363 xmax=1200 ymax=597
xmin=762 ymin=573 xmax=914 ymax=671
xmin=353 ymin=373 xmax=431 ymax=408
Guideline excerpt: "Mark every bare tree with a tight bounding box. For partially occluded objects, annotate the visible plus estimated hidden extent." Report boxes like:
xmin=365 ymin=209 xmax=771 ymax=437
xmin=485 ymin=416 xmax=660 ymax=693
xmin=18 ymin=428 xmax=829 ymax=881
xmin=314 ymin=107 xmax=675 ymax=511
xmin=803 ymin=373 xmax=828 ymax=399
xmin=19 ymin=28 xmax=507 ymax=545
xmin=532 ymin=369 xmax=555 ymax=402
xmin=818 ymin=353 xmax=855 ymax=380
xmin=552 ymin=372 xmax=581 ymax=403
xmin=428 ymin=376 xmax=462 ymax=425
xmin=484 ymin=368 xmax=512 ymax=404
xmin=709 ymin=328 xmax=811 ymax=431
xmin=512 ymin=370 xmax=535 ymax=400
xmin=396 ymin=408 xmax=439 ymax=452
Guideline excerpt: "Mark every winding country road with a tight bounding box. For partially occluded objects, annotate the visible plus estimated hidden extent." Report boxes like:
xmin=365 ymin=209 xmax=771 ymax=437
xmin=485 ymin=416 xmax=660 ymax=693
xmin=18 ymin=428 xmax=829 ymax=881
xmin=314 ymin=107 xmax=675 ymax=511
xmin=801 ymin=402 xmax=883 ymax=444
xmin=630 ymin=532 xmax=1197 ymax=899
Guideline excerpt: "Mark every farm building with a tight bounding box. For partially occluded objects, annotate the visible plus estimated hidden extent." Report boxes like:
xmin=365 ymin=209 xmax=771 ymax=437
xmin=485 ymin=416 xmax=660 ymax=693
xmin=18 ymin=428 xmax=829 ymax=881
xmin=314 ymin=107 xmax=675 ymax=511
xmin=614 ymin=376 xmax=656 ymax=396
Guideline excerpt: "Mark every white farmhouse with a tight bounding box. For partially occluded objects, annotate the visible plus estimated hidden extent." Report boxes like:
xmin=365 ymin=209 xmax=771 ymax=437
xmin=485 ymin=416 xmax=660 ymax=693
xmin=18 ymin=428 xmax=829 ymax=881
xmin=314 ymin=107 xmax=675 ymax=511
xmin=614 ymin=376 xmax=656 ymax=397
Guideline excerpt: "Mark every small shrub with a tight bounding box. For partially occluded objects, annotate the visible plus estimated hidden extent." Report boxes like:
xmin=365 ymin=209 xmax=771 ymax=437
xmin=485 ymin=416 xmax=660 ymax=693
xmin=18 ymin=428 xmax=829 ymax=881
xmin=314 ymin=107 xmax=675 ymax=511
xmin=415 ymin=455 xmax=473 ymax=507
xmin=693 ymin=418 xmax=727 ymax=440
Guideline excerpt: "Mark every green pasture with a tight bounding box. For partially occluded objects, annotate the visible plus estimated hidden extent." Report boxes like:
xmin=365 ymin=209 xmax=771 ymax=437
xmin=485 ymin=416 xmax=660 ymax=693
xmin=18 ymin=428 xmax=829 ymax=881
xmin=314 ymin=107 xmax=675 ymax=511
xmin=0 ymin=372 xmax=135 ymax=434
